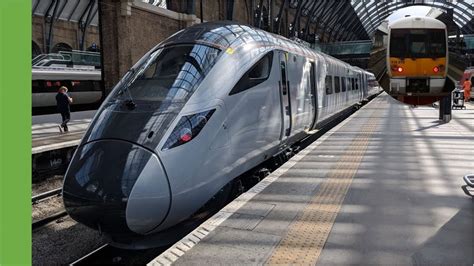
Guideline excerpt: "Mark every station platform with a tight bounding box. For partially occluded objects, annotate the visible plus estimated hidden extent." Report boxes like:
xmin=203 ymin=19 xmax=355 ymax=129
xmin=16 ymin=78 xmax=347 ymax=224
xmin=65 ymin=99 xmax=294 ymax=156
xmin=150 ymin=94 xmax=473 ymax=265
xmin=32 ymin=110 xmax=95 ymax=154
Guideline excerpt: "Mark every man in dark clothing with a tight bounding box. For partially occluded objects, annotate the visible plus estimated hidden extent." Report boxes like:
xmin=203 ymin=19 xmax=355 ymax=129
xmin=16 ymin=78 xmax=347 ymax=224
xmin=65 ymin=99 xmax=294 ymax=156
xmin=56 ymin=86 xmax=73 ymax=132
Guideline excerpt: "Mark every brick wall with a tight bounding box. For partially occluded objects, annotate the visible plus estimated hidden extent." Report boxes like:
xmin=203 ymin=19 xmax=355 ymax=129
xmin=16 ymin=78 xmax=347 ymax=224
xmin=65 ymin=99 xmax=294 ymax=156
xmin=99 ymin=0 xmax=323 ymax=92
xmin=32 ymin=15 xmax=100 ymax=54
xmin=99 ymin=0 xmax=197 ymax=92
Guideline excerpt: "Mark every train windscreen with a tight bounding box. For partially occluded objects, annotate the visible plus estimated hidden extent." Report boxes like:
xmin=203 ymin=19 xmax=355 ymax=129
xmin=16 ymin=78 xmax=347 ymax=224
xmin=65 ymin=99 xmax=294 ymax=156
xmin=112 ymin=44 xmax=221 ymax=105
xmin=389 ymin=29 xmax=446 ymax=58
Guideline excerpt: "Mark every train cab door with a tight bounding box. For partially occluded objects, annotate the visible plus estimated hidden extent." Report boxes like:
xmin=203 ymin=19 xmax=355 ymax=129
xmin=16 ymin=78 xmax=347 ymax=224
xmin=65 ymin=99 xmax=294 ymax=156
xmin=278 ymin=51 xmax=291 ymax=143
xmin=309 ymin=61 xmax=318 ymax=131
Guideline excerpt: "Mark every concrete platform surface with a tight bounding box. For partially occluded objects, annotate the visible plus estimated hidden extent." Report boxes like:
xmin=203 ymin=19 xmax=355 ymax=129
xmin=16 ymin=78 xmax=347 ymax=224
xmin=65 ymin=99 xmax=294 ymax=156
xmin=150 ymin=94 xmax=474 ymax=266
xmin=32 ymin=110 xmax=95 ymax=153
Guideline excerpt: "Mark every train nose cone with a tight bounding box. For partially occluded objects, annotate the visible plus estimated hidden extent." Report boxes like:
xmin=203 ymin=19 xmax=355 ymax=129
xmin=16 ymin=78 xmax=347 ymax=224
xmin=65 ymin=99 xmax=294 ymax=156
xmin=63 ymin=140 xmax=171 ymax=235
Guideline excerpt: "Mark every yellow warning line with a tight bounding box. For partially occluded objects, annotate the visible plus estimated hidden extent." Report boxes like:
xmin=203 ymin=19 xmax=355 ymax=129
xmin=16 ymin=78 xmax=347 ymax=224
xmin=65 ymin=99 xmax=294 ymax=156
xmin=266 ymin=110 xmax=379 ymax=265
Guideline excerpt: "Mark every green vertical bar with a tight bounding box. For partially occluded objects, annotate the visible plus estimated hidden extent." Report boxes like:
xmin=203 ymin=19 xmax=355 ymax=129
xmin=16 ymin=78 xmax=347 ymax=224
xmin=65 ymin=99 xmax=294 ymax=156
xmin=0 ymin=0 xmax=31 ymax=265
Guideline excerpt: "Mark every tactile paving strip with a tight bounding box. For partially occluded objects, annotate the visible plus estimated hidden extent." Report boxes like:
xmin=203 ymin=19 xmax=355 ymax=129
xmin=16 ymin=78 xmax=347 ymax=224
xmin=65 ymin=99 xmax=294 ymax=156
xmin=266 ymin=106 xmax=380 ymax=265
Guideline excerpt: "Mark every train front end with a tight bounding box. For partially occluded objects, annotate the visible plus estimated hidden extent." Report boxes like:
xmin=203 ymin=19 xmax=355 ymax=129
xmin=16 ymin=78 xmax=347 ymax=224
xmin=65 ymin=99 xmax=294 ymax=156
xmin=62 ymin=33 xmax=227 ymax=247
xmin=387 ymin=17 xmax=448 ymax=104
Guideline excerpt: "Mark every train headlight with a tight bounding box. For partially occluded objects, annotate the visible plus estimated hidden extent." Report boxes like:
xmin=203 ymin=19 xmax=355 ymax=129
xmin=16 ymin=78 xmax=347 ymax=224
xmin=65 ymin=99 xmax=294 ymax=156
xmin=162 ymin=109 xmax=216 ymax=150
xmin=397 ymin=67 xmax=403 ymax=73
xmin=433 ymin=66 xmax=439 ymax=73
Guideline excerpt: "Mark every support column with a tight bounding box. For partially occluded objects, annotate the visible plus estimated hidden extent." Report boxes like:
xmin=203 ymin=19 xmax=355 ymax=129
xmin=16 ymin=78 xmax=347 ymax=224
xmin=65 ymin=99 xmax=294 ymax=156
xmin=98 ymin=0 xmax=133 ymax=94
xmin=98 ymin=0 xmax=196 ymax=95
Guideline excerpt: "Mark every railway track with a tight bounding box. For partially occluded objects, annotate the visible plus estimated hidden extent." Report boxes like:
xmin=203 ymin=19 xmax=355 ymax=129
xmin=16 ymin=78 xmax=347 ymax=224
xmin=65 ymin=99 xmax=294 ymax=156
xmin=32 ymin=211 xmax=68 ymax=230
xmin=69 ymin=243 xmax=171 ymax=265
xmin=32 ymin=187 xmax=68 ymax=230
xmin=32 ymin=187 xmax=62 ymax=204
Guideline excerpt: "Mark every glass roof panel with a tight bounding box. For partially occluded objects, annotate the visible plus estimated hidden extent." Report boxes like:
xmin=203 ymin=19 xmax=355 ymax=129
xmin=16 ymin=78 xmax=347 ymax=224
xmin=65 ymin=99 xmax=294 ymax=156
xmin=348 ymin=0 xmax=474 ymax=37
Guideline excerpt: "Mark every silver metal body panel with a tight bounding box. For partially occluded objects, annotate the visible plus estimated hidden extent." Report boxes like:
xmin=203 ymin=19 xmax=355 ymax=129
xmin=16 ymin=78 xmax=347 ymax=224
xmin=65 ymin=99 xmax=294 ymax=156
xmin=32 ymin=91 xmax=102 ymax=107
xmin=126 ymin=153 xmax=171 ymax=234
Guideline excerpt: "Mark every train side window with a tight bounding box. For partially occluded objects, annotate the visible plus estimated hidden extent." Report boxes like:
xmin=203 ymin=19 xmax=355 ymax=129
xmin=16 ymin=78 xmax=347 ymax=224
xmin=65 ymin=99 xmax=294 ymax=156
xmin=229 ymin=51 xmax=274 ymax=95
xmin=92 ymin=81 xmax=102 ymax=91
xmin=325 ymin=75 xmax=333 ymax=94
xmin=43 ymin=80 xmax=65 ymax=93
xmin=32 ymin=80 xmax=43 ymax=93
xmin=71 ymin=80 xmax=95 ymax=92
xmin=334 ymin=76 xmax=340 ymax=93
xmin=351 ymin=78 xmax=355 ymax=90
xmin=341 ymin=77 xmax=346 ymax=92
xmin=355 ymin=78 xmax=359 ymax=90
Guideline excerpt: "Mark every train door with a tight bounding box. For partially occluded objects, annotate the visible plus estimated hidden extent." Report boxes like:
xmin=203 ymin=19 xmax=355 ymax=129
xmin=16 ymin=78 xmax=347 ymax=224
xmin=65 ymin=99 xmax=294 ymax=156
xmin=286 ymin=53 xmax=310 ymax=134
xmin=363 ymin=74 xmax=368 ymax=98
xmin=309 ymin=61 xmax=318 ymax=130
xmin=278 ymin=51 xmax=291 ymax=142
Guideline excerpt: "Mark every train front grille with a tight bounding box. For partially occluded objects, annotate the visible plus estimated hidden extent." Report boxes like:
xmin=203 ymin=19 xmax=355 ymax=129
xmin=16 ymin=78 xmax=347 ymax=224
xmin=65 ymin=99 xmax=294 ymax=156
xmin=406 ymin=78 xmax=429 ymax=93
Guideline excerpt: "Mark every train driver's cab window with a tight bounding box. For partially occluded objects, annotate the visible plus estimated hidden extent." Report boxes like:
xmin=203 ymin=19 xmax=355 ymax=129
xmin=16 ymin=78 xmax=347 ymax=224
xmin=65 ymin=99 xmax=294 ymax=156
xmin=341 ymin=77 xmax=347 ymax=92
xmin=71 ymin=80 xmax=98 ymax=92
xmin=230 ymin=51 xmax=273 ymax=95
xmin=32 ymin=80 xmax=42 ymax=93
xmin=325 ymin=75 xmax=333 ymax=94
xmin=410 ymin=34 xmax=426 ymax=55
xmin=334 ymin=76 xmax=341 ymax=93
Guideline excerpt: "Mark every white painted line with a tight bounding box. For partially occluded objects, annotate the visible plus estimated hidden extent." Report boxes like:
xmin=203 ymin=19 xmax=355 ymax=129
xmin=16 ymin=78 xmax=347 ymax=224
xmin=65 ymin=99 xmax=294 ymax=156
xmin=32 ymin=139 xmax=81 ymax=154
xmin=147 ymin=96 xmax=380 ymax=266
xmin=69 ymin=244 xmax=108 ymax=265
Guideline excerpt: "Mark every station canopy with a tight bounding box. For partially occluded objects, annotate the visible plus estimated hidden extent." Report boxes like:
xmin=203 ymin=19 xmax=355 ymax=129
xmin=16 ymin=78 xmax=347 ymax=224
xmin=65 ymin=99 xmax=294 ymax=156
xmin=350 ymin=0 xmax=474 ymax=36
xmin=32 ymin=0 xmax=99 ymax=26
xmin=32 ymin=0 xmax=474 ymax=42
xmin=31 ymin=0 xmax=166 ymax=26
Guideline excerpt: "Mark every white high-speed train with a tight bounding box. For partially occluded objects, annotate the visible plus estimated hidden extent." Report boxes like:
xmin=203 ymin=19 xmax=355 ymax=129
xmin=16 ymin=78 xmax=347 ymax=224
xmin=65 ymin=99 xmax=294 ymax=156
xmin=63 ymin=22 xmax=381 ymax=248
xmin=32 ymin=67 xmax=103 ymax=114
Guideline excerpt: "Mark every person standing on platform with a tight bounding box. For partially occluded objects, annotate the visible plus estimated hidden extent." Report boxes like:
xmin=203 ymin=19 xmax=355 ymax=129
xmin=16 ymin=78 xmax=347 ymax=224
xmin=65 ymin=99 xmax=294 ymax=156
xmin=56 ymin=86 xmax=73 ymax=133
xmin=463 ymin=78 xmax=471 ymax=102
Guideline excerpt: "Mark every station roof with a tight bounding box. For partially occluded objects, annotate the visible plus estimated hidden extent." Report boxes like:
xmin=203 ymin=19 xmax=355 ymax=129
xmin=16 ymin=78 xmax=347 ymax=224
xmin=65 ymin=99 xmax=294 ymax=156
xmin=350 ymin=0 xmax=474 ymax=36
xmin=32 ymin=0 xmax=99 ymax=26
xmin=31 ymin=0 xmax=167 ymax=29
xmin=277 ymin=0 xmax=474 ymax=42
xmin=32 ymin=0 xmax=474 ymax=43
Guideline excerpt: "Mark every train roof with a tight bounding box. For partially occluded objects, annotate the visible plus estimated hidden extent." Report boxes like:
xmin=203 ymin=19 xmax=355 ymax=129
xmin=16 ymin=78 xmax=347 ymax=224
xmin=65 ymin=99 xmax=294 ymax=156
xmin=159 ymin=21 xmax=315 ymax=57
xmin=389 ymin=16 xmax=446 ymax=30
xmin=158 ymin=21 xmax=373 ymax=75
xmin=32 ymin=67 xmax=101 ymax=80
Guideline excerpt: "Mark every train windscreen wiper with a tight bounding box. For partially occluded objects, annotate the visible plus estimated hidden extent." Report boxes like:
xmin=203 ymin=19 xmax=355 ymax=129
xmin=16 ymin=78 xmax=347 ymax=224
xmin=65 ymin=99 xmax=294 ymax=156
xmin=118 ymin=68 xmax=137 ymax=110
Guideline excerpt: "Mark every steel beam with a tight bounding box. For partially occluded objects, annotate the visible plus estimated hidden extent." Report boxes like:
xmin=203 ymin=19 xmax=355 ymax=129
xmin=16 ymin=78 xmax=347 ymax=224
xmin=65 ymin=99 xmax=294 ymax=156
xmin=274 ymin=0 xmax=287 ymax=34
xmin=256 ymin=0 xmax=264 ymax=28
xmin=327 ymin=1 xmax=354 ymax=42
xmin=45 ymin=0 xmax=60 ymax=53
xmin=78 ymin=0 xmax=96 ymax=50
xmin=315 ymin=0 xmax=339 ymax=42
xmin=302 ymin=0 xmax=322 ymax=41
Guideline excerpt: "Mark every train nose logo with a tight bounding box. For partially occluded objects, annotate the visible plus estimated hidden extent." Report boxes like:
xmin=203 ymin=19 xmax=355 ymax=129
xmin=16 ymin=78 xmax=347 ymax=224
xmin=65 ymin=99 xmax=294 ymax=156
xmin=50 ymin=158 xmax=62 ymax=167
